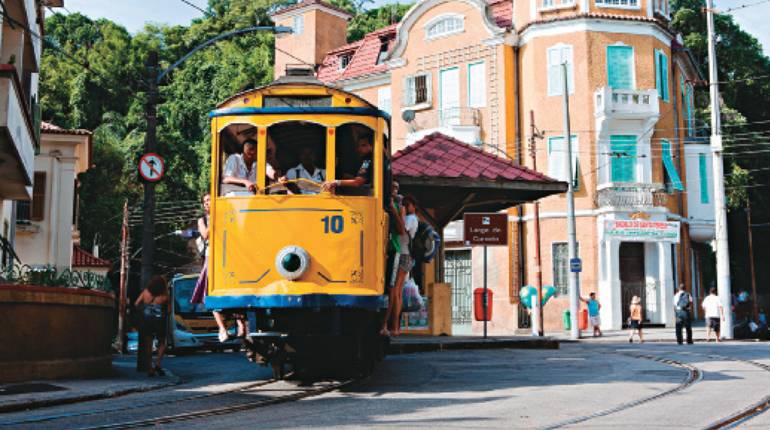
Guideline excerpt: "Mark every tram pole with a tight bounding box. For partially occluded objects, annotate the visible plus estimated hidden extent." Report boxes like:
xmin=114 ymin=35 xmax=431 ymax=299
xmin=117 ymin=200 xmax=129 ymax=354
xmin=140 ymin=51 xmax=158 ymax=291
xmin=562 ymin=63 xmax=580 ymax=340
xmin=529 ymin=110 xmax=544 ymax=337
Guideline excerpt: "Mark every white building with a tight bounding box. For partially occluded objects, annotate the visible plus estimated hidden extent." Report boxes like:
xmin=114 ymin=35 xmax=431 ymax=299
xmin=0 ymin=0 xmax=64 ymax=269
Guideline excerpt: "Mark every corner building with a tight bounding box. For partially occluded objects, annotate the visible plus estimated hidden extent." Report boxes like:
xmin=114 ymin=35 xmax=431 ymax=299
xmin=271 ymin=0 xmax=714 ymax=333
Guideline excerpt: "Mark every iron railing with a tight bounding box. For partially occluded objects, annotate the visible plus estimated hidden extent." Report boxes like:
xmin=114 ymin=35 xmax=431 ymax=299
xmin=0 ymin=264 xmax=112 ymax=292
xmin=595 ymin=184 xmax=668 ymax=208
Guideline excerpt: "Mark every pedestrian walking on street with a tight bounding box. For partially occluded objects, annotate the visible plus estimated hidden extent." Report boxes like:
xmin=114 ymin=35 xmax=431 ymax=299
xmin=673 ymin=284 xmax=694 ymax=344
xmin=580 ymin=292 xmax=602 ymax=337
xmin=628 ymin=296 xmax=644 ymax=343
xmin=135 ymin=276 xmax=171 ymax=376
xmin=702 ymin=287 xmax=724 ymax=342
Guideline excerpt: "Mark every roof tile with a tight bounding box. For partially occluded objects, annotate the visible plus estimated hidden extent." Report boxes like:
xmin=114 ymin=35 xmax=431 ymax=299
xmin=72 ymin=245 xmax=111 ymax=268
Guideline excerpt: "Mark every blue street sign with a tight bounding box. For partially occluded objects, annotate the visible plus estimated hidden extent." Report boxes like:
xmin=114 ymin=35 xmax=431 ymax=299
xmin=570 ymin=258 xmax=582 ymax=273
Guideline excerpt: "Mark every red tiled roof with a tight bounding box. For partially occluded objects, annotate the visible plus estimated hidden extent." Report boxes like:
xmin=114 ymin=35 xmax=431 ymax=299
xmin=72 ymin=245 xmax=111 ymax=268
xmin=41 ymin=121 xmax=92 ymax=136
xmin=393 ymin=132 xmax=558 ymax=183
xmin=488 ymin=0 xmax=513 ymax=29
xmin=270 ymin=0 xmax=352 ymax=18
xmin=519 ymin=12 xmax=673 ymax=34
xmin=317 ymin=24 xmax=397 ymax=83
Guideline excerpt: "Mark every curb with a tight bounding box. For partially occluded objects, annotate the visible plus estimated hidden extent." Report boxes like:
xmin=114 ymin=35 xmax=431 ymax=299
xmin=388 ymin=338 xmax=559 ymax=355
xmin=0 ymin=373 xmax=182 ymax=414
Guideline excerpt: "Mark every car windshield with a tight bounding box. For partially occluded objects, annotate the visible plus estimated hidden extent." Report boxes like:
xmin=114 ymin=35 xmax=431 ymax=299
xmin=173 ymin=278 xmax=206 ymax=314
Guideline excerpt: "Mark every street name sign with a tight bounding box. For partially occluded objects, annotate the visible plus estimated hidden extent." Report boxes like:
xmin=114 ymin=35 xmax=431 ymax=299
xmin=463 ymin=213 xmax=508 ymax=246
xmin=570 ymin=258 xmax=582 ymax=273
xmin=139 ymin=153 xmax=165 ymax=182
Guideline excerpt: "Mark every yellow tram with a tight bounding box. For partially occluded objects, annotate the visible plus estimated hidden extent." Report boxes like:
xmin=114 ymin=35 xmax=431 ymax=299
xmin=206 ymin=74 xmax=391 ymax=376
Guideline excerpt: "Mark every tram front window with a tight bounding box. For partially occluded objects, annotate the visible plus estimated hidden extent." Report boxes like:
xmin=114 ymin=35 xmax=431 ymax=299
xmin=332 ymin=123 xmax=376 ymax=197
xmin=267 ymin=121 xmax=326 ymax=195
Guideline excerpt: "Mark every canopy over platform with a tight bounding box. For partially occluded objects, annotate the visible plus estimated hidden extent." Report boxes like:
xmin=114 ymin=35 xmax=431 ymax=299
xmin=392 ymin=133 xmax=567 ymax=227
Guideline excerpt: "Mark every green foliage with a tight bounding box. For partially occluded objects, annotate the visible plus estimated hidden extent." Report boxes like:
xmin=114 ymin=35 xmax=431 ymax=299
xmin=347 ymin=2 xmax=413 ymax=42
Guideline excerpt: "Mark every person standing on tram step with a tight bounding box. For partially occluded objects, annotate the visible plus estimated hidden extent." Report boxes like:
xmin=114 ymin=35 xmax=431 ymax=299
xmin=702 ymin=287 xmax=724 ymax=342
xmin=673 ymin=284 xmax=694 ymax=345
xmin=390 ymin=194 xmax=420 ymax=336
xmin=580 ymin=292 xmax=602 ymax=337
xmin=135 ymin=276 xmax=171 ymax=376
xmin=628 ymin=296 xmax=644 ymax=343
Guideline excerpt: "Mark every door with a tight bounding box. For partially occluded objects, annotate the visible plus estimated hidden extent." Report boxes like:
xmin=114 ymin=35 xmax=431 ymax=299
xmin=620 ymin=242 xmax=646 ymax=325
xmin=439 ymin=67 xmax=460 ymax=126
xmin=445 ymin=249 xmax=472 ymax=335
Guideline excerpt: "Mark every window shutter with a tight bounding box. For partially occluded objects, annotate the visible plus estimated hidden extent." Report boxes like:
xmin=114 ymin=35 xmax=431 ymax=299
xmin=661 ymin=140 xmax=683 ymax=190
xmin=699 ymin=153 xmax=710 ymax=203
xmin=607 ymin=46 xmax=633 ymax=90
xmin=661 ymin=54 xmax=668 ymax=101
xmin=564 ymin=46 xmax=574 ymax=94
xmin=31 ymin=171 xmax=46 ymax=221
xmin=547 ymin=48 xmax=561 ymax=96
xmin=468 ymin=62 xmax=486 ymax=108
xmin=378 ymin=87 xmax=392 ymax=115
xmin=548 ymin=137 xmax=566 ymax=181
xmin=404 ymin=76 xmax=415 ymax=106
xmin=610 ymin=135 xmax=637 ymax=182
xmin=655 ymin=51 xmax=661 ymax=98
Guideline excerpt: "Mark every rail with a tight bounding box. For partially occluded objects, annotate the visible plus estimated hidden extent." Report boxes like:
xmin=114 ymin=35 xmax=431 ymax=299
xmin=595 ymin=184 xmax=668 ymax=208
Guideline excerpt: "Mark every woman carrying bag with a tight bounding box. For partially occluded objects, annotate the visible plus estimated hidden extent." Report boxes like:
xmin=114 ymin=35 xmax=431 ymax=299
xmin=135 ymin=276 xmax=171 ymax=376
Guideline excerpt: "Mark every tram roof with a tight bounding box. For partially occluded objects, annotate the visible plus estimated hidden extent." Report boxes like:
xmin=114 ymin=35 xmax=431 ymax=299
xmin=393 ymin=132 xmax=567 ymax=228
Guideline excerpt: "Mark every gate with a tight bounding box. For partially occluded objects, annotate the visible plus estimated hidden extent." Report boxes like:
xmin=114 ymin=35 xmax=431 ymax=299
xmin=444 ymin=249 xmax=472 ymax=334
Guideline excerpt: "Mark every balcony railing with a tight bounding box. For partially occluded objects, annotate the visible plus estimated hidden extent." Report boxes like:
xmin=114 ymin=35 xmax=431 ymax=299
xmin=594 ymin=87 xmax=659 ymax=119
xmin=595 ymin=184 xmax=668 ymax=209
xmin=412 ymin=107 xmax=481 ymax=129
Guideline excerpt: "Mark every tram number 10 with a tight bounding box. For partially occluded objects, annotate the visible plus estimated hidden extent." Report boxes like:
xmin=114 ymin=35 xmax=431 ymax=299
xmin=321 ymin=215 xmax=344 ymax=234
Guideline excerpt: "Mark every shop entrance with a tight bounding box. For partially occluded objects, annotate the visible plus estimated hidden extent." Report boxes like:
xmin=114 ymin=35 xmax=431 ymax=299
xmin=445 ymin=249 xmax=473 ymax=335
xmin=620 ymin=242 xmax=646 ymax=325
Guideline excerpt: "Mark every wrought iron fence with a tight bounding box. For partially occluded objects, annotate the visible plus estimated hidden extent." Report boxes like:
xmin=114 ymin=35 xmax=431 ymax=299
xmin=0 ymin=264 xmax=112 ymax=292
xmin=595 ymin=184 xmax=668 ymax=208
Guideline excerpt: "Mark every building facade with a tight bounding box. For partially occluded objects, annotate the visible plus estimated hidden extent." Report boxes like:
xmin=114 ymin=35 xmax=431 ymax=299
xmin=271 ymin=0 xmax=714 ymax=333
xmin=0 ymin=0 xmax=64 ymax=269
xmin=14 ymin=122 xmax=93 ymax=271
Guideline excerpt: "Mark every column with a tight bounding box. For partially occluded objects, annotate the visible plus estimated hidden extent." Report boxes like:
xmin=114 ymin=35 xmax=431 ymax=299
xmin=599 ymin=239 xmax=622 ymax=330
xmin=659 ymin=242 xmax=674 ymax=327
xmin=54 ymin=159 xmax=77 ymax=271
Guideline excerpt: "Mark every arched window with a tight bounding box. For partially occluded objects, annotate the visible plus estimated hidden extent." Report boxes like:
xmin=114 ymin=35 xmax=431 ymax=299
xmin=425 ymin=15 xmax=464 ymax=39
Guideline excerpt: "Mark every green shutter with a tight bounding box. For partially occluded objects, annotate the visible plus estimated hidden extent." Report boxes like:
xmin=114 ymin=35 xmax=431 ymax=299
xmin=699 ymin=153 xmax=710 ymax=203
xmin=610 ymin=135 xmax=637 ymax=182
xmin=661 ymin=140 xmax=683 ymax=190
xmin=660 ymin=53 xmax=669 ymax=101
xmin=607 ymin=46 xmax=634 ymax=90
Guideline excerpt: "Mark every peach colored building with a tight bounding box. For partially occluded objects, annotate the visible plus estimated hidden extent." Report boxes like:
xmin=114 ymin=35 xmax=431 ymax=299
xmin=271 ymin=0 xmax=713 ymax=333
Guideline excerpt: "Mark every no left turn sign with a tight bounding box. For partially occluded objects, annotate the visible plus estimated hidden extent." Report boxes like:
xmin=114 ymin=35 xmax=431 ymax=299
xmin=138 ymin=153 xmax=165 ymax=182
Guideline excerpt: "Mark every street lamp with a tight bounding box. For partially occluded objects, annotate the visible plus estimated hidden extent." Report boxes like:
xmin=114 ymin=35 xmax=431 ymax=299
xmin=139 ymin=26 xmax=292 ymax=291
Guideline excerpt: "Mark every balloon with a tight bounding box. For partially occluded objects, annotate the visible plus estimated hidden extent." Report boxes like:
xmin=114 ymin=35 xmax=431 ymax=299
xmin=519 ymin=285 xmax=535 ymax=309
xmin=542 ymin=285 xmax=556 ymax=306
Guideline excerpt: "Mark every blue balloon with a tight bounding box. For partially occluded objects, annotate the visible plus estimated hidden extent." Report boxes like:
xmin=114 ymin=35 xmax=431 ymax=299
xmin=519 ymin=285 xmax=535 ymax=309
xmin=542 ymin=285 xmax=556 ymax=306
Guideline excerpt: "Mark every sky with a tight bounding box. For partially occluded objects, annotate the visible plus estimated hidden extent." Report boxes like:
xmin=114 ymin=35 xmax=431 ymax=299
xmin=59 ymin=0 xmax=770 ymax=57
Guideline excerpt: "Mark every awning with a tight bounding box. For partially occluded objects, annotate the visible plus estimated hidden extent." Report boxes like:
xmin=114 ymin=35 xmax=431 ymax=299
xmin=393 ymin=133 xmax=567 ymax=227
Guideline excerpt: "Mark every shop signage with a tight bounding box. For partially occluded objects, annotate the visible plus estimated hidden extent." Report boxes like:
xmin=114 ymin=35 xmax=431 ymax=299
xmin=463 ymin=213 xmax=508 ymax=246
xmin=604 ymin=220 xmax=680 ymax=243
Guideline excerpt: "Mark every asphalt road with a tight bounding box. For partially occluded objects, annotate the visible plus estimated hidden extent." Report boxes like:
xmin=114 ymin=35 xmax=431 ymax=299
xmin=3 ymin=342 xmax=770 ymax=429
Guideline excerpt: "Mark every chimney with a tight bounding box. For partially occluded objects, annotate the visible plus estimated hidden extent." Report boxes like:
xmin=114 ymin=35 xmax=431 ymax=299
xmin=270 ymin=0 xmax=352 ymax=79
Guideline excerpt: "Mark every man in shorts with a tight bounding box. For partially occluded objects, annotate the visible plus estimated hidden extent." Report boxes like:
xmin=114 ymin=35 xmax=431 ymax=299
xmin=702 ymin=287 xmax=724 ymax=342
xmin=581 ymin=292 xmax=602 ymax=337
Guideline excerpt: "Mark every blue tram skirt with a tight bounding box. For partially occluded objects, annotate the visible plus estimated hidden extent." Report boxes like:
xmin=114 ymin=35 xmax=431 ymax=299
xmin=205 ymin=294 xmax=386 ymax=311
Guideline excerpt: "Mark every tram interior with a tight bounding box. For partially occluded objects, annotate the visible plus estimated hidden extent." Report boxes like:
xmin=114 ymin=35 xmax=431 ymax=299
xmin=217 ymin=121 xmax=380 ymax=196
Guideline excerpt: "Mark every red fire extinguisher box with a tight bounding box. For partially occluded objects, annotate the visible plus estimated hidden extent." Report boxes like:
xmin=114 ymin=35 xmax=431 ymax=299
xmin=474 ymin=288 xmax=493 ymax=321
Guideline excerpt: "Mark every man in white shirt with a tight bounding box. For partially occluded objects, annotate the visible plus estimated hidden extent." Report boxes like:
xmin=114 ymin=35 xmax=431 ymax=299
xmin=702 ymin=287 xmax=724 ymax=342
xmin=285 ymin=145 xmax=325 ymax=194
xmin=673 ymin=284 xmax=694 ymax=345
xmin=223 ymin=139 xmax=258 ymax=193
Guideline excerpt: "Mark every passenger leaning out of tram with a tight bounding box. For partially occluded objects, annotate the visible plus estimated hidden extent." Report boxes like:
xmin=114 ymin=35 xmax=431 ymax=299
xmin=222 ymin=137 xmax=279 ymax=195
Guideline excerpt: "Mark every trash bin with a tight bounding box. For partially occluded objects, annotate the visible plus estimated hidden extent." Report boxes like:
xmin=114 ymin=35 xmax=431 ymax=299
xmin=474 ymin=288 xmax=493 ymax=321
xmin=563 ymin=310 xmax=571 ymax=331
xmin=579 ymin=308 xmax=588 ymax=330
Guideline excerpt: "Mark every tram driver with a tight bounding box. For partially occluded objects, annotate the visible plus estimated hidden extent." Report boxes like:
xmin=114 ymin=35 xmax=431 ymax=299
xmin=284 ymin=144 xmax=325 ymax=194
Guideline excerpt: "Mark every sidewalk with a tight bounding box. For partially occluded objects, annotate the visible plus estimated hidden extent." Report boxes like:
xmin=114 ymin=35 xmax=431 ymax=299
xmin=0 ymin=355 xmax=179 ymax=413
xmin=389 ymin=335 xmax=559 ymax=354
xmin=551 ymin=324 xmax=739 ymax=343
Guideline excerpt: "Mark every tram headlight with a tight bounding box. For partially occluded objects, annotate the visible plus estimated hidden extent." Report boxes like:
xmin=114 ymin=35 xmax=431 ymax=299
xmin=275 ymin=245 xmax=310 ymax=280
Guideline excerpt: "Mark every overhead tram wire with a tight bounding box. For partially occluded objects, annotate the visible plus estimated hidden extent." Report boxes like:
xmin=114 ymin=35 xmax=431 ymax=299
xmin=723 ymin=0 xmax=770 ymax=13
xmin=178 ymin=0 xmax=211 ymax=17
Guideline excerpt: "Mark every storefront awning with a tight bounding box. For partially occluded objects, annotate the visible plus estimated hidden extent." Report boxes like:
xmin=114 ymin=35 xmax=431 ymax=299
xmin=393 ymin=133 xmax=568 ymax=227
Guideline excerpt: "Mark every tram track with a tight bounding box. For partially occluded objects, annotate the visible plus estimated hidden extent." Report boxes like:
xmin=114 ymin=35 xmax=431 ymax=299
xmin=80 ymin=378 xmax=356 ymax=429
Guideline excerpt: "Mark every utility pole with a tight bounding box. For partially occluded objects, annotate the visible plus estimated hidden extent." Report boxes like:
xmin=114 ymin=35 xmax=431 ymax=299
xmin=746 ymin=197 xmax=759 ymax=322
xmin=706 ymin=0 xmax=733 ymax=339
xmin=562 ymin=63 xmax=580 ymax=340
xmin=529 ymin=110 xmax=544 ymax=337
xmin=140 ymin=51 xmax=158 ymax=291
xmin=117 ymin=200 xmax=129 ymax=354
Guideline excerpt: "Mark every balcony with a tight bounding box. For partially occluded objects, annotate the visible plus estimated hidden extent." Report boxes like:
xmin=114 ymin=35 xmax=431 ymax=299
xmin=406 ymin=107 xmax=482 ymax=146
xmin=595 ymin=183 xmax=668 ymax=209
xmin=594 ymin=87 xmax=659 ymax=120
xmin=0 ymin=65 xmax=36 ymax=200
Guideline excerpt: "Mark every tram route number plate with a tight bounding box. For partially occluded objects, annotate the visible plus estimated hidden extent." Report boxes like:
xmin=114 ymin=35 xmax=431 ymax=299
xmin=463 ymin=213 xmax=508 ymax=246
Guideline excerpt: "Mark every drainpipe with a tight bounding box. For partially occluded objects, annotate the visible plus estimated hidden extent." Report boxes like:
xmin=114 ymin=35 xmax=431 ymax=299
xmin=514 ymin=45 xmax=526 ymax=292
xmin=671 ymin=55 xmax=685 ymax=290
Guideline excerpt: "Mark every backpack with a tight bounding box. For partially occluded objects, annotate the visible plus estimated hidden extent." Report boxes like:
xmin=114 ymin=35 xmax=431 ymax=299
xmin=676 ymin=292 xmax=691 ymax=311
xmin=410 ymin=221 xmax=441 ymax=264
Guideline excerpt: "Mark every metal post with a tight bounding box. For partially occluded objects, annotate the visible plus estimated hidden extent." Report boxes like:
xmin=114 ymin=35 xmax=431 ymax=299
xmin=747 ymin=197 xmax=759 ymax=322
xmin=117 ymin=200 xmax=128 ymax=354
xmin=529 ymin=110 xmax=544 ymax=337
xmin=140 ymin=51 xmax=158 ymax=291
xmin=706 ymin=0 xmax=733 ymax=339
xmin=483 ymin=245 xmax=488 ymax=339
xmin=562 ymin=63 xmax=580 ymax=340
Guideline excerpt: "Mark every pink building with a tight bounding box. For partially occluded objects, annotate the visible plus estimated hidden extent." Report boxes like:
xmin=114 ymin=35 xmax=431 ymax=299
xmin=271 ymin=0 xmax=712 ymax=333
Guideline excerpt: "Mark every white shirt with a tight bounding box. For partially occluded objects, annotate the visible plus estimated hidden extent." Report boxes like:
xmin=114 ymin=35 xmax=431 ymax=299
xmin=702 ymin=295 xmax=722 ymax=319
xmin=286 ymin=163 xmax=326 ymax=194
xmin=673 ymin=291 xmax=692 ymax=310
xmin=224 ymin=153 xmax=256 ymax=183
xmin=399 ymin=214 xmax=419 ymax=255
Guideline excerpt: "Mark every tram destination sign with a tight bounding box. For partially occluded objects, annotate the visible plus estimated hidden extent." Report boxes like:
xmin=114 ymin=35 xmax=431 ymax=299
xmin=463 ymin=213 xmax=508 ymax=246
xmin=604 ymin=219 xmax=680 ymax=243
